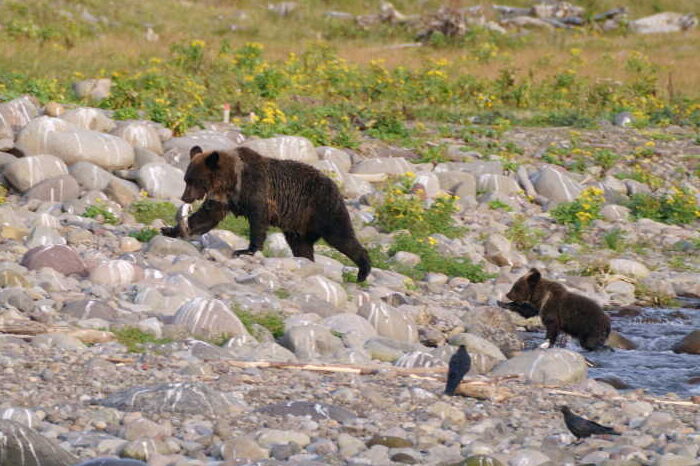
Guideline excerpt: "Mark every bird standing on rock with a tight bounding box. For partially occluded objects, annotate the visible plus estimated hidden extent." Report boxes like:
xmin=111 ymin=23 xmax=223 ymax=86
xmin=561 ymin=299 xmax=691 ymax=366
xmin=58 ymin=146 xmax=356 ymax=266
xmin=560 ymin=406 xmax=620 ymax=440
xmin=444 ymin=345 xmax=471 ymax=396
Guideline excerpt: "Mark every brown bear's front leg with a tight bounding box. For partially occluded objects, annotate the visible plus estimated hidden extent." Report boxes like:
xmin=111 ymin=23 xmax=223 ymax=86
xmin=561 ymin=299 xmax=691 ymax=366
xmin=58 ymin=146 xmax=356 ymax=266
xmin=542 ymin=316 xmax=560 ymax=349
xmin=234 ymin=205 xmax=269 ymax=256
xmin=161 ymin=199 xmax=228 ymax=238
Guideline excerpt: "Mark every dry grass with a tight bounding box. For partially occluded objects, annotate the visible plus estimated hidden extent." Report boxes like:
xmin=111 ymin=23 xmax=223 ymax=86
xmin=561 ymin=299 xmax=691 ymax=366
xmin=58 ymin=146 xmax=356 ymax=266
xmin=0 ymin=0 xmax=698 ymax=96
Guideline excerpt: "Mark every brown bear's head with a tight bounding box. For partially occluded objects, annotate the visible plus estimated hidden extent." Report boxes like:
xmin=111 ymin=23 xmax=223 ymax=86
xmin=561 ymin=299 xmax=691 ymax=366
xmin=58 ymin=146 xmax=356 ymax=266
xmin=181 ymin=146 xmax=240 ymax=203
xmin=505 ymin=268 xmax=541 ymax=303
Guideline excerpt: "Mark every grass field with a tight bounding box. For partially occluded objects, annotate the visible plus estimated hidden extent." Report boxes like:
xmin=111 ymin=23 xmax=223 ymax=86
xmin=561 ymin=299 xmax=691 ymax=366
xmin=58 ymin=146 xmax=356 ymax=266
xmin=0 ymin=0 xmax=698 ymax=139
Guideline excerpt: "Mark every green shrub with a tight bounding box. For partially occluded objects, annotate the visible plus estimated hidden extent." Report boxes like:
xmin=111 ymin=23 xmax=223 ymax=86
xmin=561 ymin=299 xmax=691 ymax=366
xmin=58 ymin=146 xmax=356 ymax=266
xmin=374 ymin=174 xmax=464 ymax=239
xmin=130 ymin=199 xmax=177 ymax=226
xmin=113 ymin=327 xmax=172 ymax=353
xmin=627 ymin=189 xmax=699 ymax=225
xmin=602 ymin=227 xmax=626 ymax=251
xmin=506 ymin=215 xmax=545 ymax=251
xmin=83 ymin=203 xmax=119 ymax=225
xmin=233 ymin=308 xmax=285 ymax=339
xmin=487 ymin=200 xmax=512 ymax=212
xmin=550 ymin=187 xmax=606 ymax=237
xmin=128 ymin=227 xmax=159 ymax=243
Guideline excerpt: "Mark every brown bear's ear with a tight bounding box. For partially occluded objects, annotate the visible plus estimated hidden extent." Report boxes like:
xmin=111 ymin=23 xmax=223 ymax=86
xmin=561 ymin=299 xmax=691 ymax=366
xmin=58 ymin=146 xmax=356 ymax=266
xmin=190 ymin=146 xmax=203 ymax=159
xmin=205 ymin=151 xmax=220 ymax=170
xmin=526 ymin=268 xmax=541 ymax=286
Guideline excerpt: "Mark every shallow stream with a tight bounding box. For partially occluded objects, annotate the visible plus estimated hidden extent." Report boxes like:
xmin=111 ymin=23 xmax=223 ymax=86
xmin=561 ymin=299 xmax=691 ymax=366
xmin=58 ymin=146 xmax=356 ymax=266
xmin=521 ymin=301 xmax=699 ymax=397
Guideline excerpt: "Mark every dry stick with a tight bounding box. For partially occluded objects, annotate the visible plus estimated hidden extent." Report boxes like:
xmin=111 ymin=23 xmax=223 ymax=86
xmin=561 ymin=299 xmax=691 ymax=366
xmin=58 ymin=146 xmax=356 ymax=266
xmin=224 ymin=360 xmax=450 ymax=376
xmin=547 ymin=388 xmax=698 ymax=408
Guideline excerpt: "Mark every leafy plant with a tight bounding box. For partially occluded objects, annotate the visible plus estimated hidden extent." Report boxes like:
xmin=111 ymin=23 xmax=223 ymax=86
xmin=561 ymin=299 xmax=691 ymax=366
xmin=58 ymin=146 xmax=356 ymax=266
xmin=233 ymin=308 xmax=285 ymax=339
xmin=602 ymin=227 xmax=626 ymax=251
xmin=627 ymin=188 xmax=699 ymax=225
xmin=113 ymin=327 xmax=172 ymax=353
xmin=487 ymin=200 xmax=512 ymax=212
xmin=83 ymin=203 xmax=119 ymax=225
xmin=506 ymin=215 xmax=545 ymax=251
xmin=128 ymin=227 xmax=159 ymax=243
xmin=550 ymin=187 xmax=606 ymax=237
xmin=130 ymin=199 xmax=177 ymax=226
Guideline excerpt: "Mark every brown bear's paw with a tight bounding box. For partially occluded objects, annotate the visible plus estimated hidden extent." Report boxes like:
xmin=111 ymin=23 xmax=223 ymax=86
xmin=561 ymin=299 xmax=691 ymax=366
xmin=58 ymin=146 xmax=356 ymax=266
xmin=161 ymin=226 xmax=180 ymax=238
xmin=233 ymin=248 xmax=256 ymax=257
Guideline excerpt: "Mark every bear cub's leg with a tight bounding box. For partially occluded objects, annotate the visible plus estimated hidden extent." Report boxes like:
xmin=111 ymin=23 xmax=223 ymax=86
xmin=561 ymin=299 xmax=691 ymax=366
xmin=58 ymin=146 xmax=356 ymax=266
xmin=542 ymin=316 xmax=560 ymax=349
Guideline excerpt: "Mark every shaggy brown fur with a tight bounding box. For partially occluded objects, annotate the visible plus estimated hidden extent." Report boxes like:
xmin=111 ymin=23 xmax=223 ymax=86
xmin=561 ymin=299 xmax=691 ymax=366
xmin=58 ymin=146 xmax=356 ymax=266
xmin=505 ymin=268 xmax=611 ymax=351
xmin=162 ymin=146 xmax=371 ymax=281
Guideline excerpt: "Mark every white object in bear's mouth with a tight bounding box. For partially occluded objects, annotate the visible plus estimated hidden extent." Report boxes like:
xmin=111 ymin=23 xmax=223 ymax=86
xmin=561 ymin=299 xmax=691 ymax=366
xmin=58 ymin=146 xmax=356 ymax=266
xmin=176 ymin=203 xmax=192 ymax=238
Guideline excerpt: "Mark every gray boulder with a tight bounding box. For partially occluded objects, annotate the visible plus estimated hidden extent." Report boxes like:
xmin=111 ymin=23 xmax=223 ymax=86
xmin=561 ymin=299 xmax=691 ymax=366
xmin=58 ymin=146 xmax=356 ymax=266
xmin=95 ymin=382 xmax=244 ymax=416
xmin=281 ymin=323 xmax=344 ymax=360
xmin=173 ymin=297 xmax=250 ymax=340
xmin=477 ymin=174 xmax=521 ymax=196
xmin=0 ymin=419 xmax=78 ymax=466
xmin=3 ymin=155 xmax=69 ymax=192
xmin=136 ymin=163 xmax=185 ymax=200
xmin=69 ymin=161 xmax=114 ymax=191
xmin=145 ymin=236 xmax=199 ymax=256
xmin=242 ymin=136 xmax=318 ymax=163
xmin=0 ymin=96 xmax=40 ymax=134
xmin=163 ymin=131 xmax=239 ymax=170
xmin=40 ymin=130 xmax=134 ymax=170
xmin=491 ymin=348 xmax=587 ymax=385
xmin=59 ymin=107 xmax=115 ymax=132
xmin=72 ymin=78 xmax=112 ymax=101
xmin=532 ymin=165 xmax=582 ymax=204
xmin=25 ymin=175 xmax=80 ymax=202
xmin=15 ymin=116 xmax=78 ymax=155
xmin=358 ymin=300 xmax=418 ymax=343
xmin=112 ymin=121 xmax=164 ymax=154
xmin=20 ymin=245 xmax=86 ymax=276
xmin=351 ymin=157 xmax=410 ymax=175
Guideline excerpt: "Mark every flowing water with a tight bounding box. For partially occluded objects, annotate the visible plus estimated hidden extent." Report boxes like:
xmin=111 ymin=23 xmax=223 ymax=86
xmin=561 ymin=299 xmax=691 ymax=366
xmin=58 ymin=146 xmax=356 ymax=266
xmin=521 ymin=301 xmax=700 ymax=397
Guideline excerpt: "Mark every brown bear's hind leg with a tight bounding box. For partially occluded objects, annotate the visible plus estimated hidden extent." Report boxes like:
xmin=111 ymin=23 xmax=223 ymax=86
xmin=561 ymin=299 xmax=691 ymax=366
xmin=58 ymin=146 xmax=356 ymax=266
xmin=542 ymin=316 xmax=560 ymax=349
xmin=284 ymin=231 xmax=315 ymax=261
xmin=323 ymin=231 xmax=371 ymax=282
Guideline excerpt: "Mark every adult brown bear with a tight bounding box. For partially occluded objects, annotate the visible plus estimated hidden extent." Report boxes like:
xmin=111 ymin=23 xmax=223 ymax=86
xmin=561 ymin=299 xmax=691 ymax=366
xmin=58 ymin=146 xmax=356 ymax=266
xmin=162 ymin=146 xmax=371 ymax=282
xmin=505 ymin=268 xmax=611 ymax=351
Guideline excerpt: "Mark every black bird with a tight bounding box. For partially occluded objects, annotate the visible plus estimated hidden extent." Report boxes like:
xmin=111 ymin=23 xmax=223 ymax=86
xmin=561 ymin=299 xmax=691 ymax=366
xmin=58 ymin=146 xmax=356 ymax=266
xmin=560 ymin=406 xmax=620 ymax=439
xmin=444 ymin=345 xmax=471 ymax=396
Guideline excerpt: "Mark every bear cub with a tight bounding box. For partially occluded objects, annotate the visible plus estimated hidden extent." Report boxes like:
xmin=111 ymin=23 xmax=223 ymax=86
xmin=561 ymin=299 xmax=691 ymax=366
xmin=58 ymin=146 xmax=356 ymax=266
xmin=162 ymin=145 xmax=371 ymax=282
xmin=505 ymin=268 xmax=611 ymax=351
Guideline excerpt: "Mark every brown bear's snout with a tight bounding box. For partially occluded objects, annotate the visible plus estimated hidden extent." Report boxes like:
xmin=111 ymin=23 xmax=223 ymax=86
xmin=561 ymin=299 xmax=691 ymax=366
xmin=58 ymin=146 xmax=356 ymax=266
xmin=181 ymin=185 xmax=205 ymax=203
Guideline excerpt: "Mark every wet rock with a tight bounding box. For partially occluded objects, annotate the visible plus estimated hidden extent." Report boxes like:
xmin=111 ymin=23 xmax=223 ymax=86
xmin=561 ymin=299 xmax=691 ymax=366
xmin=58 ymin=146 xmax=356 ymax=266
xmin=136 ymin=163 xmax=185 ymax=200
xmin=492 ymin=349 xmax=587 ymax=385
xmin=672 ymin=330 xmax=700 ymax=355
xmin=72 ymin=78 xmax=112 ymax=101
xmin=242 ymin=136 xmax=318 ymax=163
xmin=74 ymin=459 xmax=148 ymax=466
xmin=95 ymin=382 xmax=243 ymax=416
xmin=25 ymin=175 xmax=80 ymax=202
xmin=3 ymin=155 xmax=69 ymax=192
xmin=60 ymin=107 xmax=115 ymax=132
xmin=173 ymin=297 xmax=249 ymax=340
xmin=21 ymin=245 xmax=87 ymax=276
xmin=257 ymin=401 xmax=356 ymax=422
xmin=607 ymin=330 xmax=638 ymax=350
xmin=532 ymin=165 xmax=582 ymax=204
xmin=0 ymin=419 xmax=78 ymax=466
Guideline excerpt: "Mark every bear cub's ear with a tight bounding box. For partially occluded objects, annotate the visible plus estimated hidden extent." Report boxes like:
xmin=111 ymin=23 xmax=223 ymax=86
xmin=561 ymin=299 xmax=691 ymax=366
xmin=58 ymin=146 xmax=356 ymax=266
xmin=526 ymin=268 xmax=541 ymax=286
xmin=190 ymin=146 xmax=203 ymax=159
xmin=205 ymin=151 xmax=220 ymax=170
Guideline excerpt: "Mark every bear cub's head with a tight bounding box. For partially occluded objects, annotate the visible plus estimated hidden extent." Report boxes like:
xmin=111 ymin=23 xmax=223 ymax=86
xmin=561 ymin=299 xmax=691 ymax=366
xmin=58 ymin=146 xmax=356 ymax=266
xmin=505 ymin=268 xmax=542 ymax=303
xmin=181 ymin=145 xmax=226 ymax=203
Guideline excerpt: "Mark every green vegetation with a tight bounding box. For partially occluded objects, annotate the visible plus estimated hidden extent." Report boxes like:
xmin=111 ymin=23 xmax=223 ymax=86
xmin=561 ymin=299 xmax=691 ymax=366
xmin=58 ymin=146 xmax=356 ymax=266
xmin=218 ymin=214 xmax=249 ymax=236
xmin=130 ymin=199 xmax=177 ymax=226
xmin=602 ymin=227 xmax=626 ymax=251
xmin=550 ymin=187 xmax=606 ymax=238
xmin=233 ymin=308 xmax=285 ymax=339
xmin=0 ymin=184 xmax=7 ymax=204
xmin=488 ymin=200 xmax=513 ymax=212
xmin=374 ymin=174 xmax=464 ymax=238
xmin=113 ymin=327 xmax=172 ymax=353
xmin=128 ymin=227 xmax=159 ymax=243
xmin=627 ymin=188 xmax=699 ymax=225
xmin=82 ymin=203 xmax=119 ymax=225
xmin=506 ymin=215 xmax=545 ymax=251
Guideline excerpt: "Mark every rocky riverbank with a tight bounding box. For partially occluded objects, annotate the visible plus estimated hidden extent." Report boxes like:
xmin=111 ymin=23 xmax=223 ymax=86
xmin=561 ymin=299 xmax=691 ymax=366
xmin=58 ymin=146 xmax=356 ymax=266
xmin=0 ymin=95 xmax=698 ymax=465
